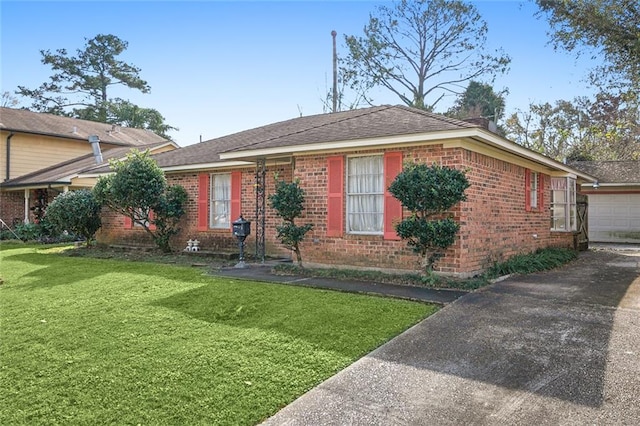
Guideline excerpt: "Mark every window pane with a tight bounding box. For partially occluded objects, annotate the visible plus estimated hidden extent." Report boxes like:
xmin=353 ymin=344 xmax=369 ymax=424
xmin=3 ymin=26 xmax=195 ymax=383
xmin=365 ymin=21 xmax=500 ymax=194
xmin=210 ymin=173 xmax=231 ymax=228
xmin=347 ymin=156 xmax=383 ymax=233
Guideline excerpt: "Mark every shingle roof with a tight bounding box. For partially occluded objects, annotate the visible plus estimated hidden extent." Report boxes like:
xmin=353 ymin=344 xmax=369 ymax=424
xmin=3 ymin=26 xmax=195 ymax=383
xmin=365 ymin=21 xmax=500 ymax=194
xmin=151 ymin=105 xmax=478 ymax=168
xmin=570 ymin=161 xmax=640 ymax=184
xmin=0 ymin=107 xmax=168 ymax=146
xmin=0 ymin=143 xmax=169 ymax=188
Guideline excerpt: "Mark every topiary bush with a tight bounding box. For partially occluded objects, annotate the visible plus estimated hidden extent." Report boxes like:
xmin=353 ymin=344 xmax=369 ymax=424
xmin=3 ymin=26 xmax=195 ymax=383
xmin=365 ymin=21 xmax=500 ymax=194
xmin=389 ymin=162 xmax=470 ymax=270
xmin=268 ymin=178 xmax=313 ymax=265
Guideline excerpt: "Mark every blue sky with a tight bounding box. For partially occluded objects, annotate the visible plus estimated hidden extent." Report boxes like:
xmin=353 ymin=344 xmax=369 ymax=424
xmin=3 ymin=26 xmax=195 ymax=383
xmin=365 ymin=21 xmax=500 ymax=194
xmin=1 ymin=0 xmax=600 ymax=146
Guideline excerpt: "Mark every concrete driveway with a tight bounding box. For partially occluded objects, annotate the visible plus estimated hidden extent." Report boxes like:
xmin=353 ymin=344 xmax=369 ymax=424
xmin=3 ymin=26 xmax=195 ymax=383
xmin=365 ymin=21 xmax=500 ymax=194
xmin=262 ymin=249 xmax=640 ymax=425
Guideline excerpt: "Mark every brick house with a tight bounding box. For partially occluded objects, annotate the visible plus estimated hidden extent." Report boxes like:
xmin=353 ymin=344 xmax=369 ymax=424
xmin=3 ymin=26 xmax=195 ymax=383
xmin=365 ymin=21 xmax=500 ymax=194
xmin=0 ymin=107 xmax=176 ymax=226
xmin=96 ymin=105 xmax=596 ymax=276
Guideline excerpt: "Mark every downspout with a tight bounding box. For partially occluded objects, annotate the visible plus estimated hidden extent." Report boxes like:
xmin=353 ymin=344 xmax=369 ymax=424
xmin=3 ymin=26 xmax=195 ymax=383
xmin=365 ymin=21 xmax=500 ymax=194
xmin=5 ymin=132 xmax=14 ymax=181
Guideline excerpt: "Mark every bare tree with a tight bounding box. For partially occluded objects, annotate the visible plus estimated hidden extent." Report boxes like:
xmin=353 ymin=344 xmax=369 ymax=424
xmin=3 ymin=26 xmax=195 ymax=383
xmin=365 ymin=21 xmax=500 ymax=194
xmin=344 ymin=0 xmax=510 ymax=110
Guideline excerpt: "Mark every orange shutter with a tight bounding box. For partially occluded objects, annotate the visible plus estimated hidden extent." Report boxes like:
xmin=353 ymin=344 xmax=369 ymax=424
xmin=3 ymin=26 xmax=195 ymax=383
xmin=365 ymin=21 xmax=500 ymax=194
xmin=524 ymin=169 xmax=532 ymax=212
xmin=383 ymin=152 xmax=403 ymax=240
xmin=148 ymin=210 xmax=157 ymax=231
xmin=326 ymin=156 xmax=344 ymax=237
xmin=230 ymin=172 xmax=242 ymax=230
xmin=197 ymin=173 xmax=209 ymax=231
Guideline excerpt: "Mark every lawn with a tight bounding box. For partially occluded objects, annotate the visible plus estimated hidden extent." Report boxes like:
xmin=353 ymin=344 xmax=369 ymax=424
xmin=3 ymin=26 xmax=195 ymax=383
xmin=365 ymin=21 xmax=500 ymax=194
xmin=0 ymin=244 xmax=437 ymax=425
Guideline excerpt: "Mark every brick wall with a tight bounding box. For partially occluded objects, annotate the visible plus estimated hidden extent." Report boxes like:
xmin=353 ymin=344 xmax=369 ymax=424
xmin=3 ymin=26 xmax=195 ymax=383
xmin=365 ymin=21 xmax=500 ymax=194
xmin=96 ymin=146 xmax=576 ymax=276
xmin=96 ymin=165 xmax=295 ymax=258
xmin=0 ymin=192 xmax=24 ymax=226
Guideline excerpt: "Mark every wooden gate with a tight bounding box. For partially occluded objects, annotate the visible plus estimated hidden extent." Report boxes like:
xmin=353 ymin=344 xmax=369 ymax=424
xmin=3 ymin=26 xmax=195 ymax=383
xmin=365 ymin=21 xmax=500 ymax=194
xmin=576 ymin=194 xmax=589 ymax=251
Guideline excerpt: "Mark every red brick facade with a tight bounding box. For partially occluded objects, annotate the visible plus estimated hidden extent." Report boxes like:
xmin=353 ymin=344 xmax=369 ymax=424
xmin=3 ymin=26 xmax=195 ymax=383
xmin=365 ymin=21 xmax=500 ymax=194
xmin=97 ymin=144 xmax=576 ymax=276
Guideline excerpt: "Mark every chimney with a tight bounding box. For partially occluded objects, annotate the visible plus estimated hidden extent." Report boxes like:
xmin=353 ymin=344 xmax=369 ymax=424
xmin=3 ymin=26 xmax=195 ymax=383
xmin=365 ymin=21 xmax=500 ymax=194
xmin=88 ymin=135 xmax=103 ymax=164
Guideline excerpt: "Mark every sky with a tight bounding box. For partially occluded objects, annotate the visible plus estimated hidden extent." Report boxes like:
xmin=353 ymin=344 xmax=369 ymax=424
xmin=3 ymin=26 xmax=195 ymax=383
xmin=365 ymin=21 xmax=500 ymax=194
xmin=1 ymin=0 xmax=601 ymax=147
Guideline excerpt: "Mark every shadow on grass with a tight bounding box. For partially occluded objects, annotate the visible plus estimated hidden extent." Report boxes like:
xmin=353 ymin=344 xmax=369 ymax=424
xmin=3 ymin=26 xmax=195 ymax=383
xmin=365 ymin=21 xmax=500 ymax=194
xmin=153 ymin=280 xmax=436 ymax=359
xmin=2 ymin=250 xmax=211 ymax=291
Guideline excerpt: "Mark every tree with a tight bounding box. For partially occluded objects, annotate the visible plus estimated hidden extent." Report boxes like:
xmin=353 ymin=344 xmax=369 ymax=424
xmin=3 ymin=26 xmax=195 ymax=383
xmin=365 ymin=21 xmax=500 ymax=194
xmin=45 ymin=190 xmax=102 ymax=247
xmin=1 ymin=91 xmax=19 ymax=108
xmin=389 ymin=163 xmax=469 ymax=270
xmin=536 ymin=0 xmax=640 ymax=91
xmin=344 ymin=0 xmax=510 ymax=110
xmin=505 ymin=94 xmax=640 ymax=161
xmin=16 ymin=34 xmax=175 ymax=136
xmin=445 ymin=80 xmax=507 ymax=123
xmin=94 ymin=150 xmax=187 ymax=252
xmin=268 ymin=178 xmax=314 ymax=266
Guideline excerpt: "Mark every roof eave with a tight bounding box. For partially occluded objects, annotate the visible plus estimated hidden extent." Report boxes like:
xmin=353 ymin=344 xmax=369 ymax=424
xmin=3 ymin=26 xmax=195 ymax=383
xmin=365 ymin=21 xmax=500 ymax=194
xmin=218 ymin=127 xmax=598 ymax=182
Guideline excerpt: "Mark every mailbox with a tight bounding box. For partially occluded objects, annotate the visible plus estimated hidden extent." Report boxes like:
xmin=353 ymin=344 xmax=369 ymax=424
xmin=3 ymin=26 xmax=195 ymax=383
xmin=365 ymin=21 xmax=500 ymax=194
xmin=232 ymin=215 xmax=251 ymax=239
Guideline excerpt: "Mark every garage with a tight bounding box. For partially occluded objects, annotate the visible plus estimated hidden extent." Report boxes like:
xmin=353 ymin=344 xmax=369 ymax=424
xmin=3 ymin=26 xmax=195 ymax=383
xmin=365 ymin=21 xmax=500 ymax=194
xmin=588 ymin=193 xmax=640 ymax=243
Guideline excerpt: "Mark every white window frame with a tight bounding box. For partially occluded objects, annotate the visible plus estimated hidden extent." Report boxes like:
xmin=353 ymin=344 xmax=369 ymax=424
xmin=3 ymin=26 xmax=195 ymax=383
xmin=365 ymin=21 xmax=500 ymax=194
xmin=346 ymin=155 xmax=384 ymax=235
xmin=210 ymin=173 xmax=231 ymax=229
xmin=550 ymin=177 xmax=577 ymax=231
xmin=530 ymin=171 xmax=539 ymax=209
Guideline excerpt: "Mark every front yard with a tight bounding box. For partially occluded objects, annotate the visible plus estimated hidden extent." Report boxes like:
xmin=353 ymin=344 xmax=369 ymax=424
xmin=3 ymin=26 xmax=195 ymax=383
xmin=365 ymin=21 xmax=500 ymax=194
xmin=0 ymin=244 xmax=436 ymax=425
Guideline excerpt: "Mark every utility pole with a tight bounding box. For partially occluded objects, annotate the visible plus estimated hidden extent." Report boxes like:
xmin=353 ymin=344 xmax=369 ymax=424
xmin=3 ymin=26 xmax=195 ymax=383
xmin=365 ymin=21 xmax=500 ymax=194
xmin=331 ymin=30 xmax=338 ymax=113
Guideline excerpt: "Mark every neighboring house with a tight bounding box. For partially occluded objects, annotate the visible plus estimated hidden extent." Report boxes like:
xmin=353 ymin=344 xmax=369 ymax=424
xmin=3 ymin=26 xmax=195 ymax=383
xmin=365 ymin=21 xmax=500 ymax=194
xmin=96 ymin=105 xmax=596 ymax=277
xmin=0 ymin=107 xmax=177 ymax=226
xmin=571 ymin=161 xmax=640 ymax=244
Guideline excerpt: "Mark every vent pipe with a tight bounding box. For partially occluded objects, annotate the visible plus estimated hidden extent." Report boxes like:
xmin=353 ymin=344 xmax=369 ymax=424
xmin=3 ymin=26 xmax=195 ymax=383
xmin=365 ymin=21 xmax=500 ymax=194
xmin=88 ymin=135 xmax=103 ymax=164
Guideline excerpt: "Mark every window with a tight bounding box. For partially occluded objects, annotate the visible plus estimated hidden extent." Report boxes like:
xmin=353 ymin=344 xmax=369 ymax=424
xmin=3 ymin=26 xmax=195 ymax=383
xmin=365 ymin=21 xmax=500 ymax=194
xmin=346 ymin=155 xmax=384 ymax=234
xmin=529 ymin=171 xmax=538 ymax=209
xmin=210 ymin=173 xmax=231 ymax=228
xmin=550 ymin=177 xmax=576 ymax=231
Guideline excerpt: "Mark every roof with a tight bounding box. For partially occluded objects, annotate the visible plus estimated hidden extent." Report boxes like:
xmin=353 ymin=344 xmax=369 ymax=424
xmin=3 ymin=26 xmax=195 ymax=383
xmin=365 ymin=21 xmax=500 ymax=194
xmin=0 ymin=107 xmax=168 ymax=147
xmin=570 ymin=161 xmax=640 ymax=184
xmin=149 ymin=105 xmax=478 ymax=168
xmin=0 ymin=142 xmax=173 ymax=189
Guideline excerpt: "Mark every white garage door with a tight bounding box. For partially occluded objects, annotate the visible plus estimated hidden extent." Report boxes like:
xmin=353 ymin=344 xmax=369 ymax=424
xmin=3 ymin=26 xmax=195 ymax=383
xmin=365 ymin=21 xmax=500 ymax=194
xmin=588 ymin=194 xmax=640 ymax=243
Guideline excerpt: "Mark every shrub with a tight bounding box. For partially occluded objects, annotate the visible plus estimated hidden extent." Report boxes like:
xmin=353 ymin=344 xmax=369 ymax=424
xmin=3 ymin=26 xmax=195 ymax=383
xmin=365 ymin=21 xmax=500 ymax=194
xmin=268 ymin=179 xmax=313 ymax=265
xmin=389 ymin=163 xmax=470 ymax=270
xmin=45 ymin=190 xmax=102 ymax=247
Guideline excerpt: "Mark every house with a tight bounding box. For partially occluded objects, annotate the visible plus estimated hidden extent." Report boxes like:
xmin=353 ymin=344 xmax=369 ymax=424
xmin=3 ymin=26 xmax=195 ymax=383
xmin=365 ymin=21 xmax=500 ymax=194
xmin=571 ymin=161 xmax=640 ymax=244
xmin=0 ymin=107 xmax=177 ymax=226
xmin=96 ymin=105 xmax=596 ymax=277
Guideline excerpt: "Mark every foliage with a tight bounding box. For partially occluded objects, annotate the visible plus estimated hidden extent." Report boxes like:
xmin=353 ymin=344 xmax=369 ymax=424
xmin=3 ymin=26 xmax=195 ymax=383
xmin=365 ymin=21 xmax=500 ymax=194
xmin=505 ymin=92 xmax=640 ymax=161
xmin=16 ymin=34 xmax=175 ymax=137
xmin=536 ymin=0 xmax=639 ymax=91
xmin=268 ymin=179 xmax=314 ymax=265
xmin=389 ymin=163 xmax=469 ymax=270
xmin=445 ymin=80 xmax=507 ymax=129
xmin=94 ymin=150 xmax=187 ymax=252
xmin=485 ymin=247 xmax=578 ymax=278
xmin=44 ymin=190 xmax=102 ymax=247
xmin=0 ymin=244 xmax=433 ymax=425
xmin=343 ymin=0 xmax=510 ymax=110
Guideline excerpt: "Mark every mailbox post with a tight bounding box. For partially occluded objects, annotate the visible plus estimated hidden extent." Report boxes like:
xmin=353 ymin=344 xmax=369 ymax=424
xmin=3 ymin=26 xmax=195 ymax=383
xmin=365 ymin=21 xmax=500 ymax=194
xmin=232 ymin=215 xmax=251 ymax=268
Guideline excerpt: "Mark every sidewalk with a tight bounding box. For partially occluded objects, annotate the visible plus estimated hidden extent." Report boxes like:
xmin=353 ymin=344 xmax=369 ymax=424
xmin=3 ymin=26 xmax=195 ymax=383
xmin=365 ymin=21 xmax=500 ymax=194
xmin=213 ymin=263 xmax=467 ymax=305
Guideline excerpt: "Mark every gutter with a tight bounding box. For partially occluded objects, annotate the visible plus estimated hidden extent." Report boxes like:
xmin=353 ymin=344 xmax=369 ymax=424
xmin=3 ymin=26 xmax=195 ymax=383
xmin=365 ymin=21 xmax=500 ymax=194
xmin=5 ymin=132 xmax=14 ymax=181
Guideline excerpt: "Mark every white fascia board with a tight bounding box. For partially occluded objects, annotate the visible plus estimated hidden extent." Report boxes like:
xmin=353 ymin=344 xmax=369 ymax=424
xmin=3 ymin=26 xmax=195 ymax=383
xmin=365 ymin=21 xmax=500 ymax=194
xmin=465 ymin=130 xmax=597 ymax=182
xmin=218 ymin=127 xmax=598 ymax=182
xmin=161 ymin=161 xmax=254 ymax=173
xmin=581 ymin=182 xmax=640 ymax=187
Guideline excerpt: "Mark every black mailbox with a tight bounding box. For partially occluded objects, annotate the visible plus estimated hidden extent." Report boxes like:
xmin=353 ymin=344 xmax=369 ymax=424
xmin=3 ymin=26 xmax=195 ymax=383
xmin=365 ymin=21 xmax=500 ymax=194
xmin=232 ymin=215 xmax=251 ymax=239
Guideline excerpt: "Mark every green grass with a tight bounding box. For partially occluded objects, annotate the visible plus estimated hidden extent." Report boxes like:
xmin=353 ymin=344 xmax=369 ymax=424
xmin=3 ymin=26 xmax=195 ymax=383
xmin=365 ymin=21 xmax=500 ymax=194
xmin=0 ymin=244 xmax=436 ymax=425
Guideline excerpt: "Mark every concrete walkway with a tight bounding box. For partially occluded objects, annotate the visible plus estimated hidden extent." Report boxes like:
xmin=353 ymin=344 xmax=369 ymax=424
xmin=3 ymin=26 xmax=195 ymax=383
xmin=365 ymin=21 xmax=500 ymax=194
xmin=259 ymin=249 xmax=640 ymax=425
xmin=215 ymin=264 xmax=467 ymax=305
